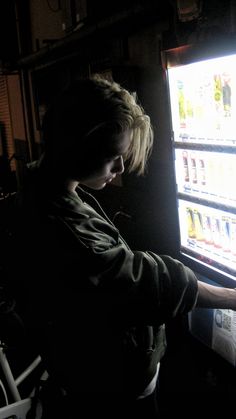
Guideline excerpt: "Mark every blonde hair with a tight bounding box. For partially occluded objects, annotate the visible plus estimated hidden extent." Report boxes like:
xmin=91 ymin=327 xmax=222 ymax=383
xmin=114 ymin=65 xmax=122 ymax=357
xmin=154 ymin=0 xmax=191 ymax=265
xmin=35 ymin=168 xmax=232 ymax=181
xmin=90 ymin=75 xmax=153 ymax=175
xmin=43 ymin=74 xmax=153 ymax=175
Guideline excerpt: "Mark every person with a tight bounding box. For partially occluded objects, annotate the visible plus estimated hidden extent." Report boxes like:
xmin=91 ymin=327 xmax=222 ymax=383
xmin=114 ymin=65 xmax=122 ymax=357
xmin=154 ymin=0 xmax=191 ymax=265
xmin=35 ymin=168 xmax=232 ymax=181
xmin=9 ymin=75 xmax=236 ymax=418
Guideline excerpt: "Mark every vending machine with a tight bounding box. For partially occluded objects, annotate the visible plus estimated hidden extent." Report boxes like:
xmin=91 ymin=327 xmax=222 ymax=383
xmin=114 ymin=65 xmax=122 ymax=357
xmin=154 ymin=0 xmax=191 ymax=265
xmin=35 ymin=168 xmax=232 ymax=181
xmin=162 ymin=41 xmax=236 ymax=366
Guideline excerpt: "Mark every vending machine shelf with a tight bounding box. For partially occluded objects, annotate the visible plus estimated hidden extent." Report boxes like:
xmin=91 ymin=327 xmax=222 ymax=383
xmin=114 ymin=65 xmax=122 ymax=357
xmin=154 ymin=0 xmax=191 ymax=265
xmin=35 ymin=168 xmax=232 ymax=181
xmin=177 ymin=193 xmax=236 ymax=215
xmin=174 ymin=142 xmax=236 ymax=153
xmin=175 ymin=147 xmax=236 ymax=207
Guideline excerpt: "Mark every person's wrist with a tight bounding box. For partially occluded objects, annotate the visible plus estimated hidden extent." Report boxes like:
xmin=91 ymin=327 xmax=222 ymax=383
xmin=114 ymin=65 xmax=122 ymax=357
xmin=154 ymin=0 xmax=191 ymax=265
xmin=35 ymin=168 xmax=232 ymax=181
xmin=230 ymin=288 xmax=236 ymax=311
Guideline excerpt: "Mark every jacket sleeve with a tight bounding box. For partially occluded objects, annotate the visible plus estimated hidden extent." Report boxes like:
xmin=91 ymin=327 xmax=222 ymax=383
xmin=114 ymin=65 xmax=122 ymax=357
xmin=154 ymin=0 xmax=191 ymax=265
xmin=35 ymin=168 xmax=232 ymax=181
xmin=15 ymin=185 xmax=198 ymax=332
xmin=57 ymin=210 xmax=199 ymax=327
xmin=27 ymin=189 xmax=199 ymax=328
xmin=148 ymin=252 xmax=199 ymax=317
xmin=94 ymin=245 xmax=198 ymax=325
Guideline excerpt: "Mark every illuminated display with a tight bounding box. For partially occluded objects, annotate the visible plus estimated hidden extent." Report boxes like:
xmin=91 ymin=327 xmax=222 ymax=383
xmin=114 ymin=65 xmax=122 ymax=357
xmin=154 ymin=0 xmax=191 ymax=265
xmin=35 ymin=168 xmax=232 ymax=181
xmin=167 ymin=50 xmax=236 ymax=280
xmin=168 ymin=54 xmax=236 ymax=145
xmin=179 ymin=199 xmax=236 ymax=278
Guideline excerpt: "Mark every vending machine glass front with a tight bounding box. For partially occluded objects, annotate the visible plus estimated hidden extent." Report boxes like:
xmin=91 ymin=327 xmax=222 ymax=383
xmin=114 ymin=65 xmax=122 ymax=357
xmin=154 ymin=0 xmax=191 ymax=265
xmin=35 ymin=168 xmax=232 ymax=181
xmin=166 ymin=52 xmax=236 ymax=281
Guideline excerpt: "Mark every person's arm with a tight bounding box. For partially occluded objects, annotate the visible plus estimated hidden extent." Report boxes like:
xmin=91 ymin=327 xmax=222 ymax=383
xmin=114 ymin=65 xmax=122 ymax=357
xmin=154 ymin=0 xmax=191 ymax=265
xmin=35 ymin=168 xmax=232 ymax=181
xmin=197 ymin=281 xmax=236 ymax=310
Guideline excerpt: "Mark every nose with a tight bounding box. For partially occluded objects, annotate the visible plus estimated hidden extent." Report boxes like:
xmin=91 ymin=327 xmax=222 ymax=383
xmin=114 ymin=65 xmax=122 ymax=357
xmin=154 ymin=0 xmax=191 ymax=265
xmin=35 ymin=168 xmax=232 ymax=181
xmin=111 ymin=156 xmax=124 ymax=175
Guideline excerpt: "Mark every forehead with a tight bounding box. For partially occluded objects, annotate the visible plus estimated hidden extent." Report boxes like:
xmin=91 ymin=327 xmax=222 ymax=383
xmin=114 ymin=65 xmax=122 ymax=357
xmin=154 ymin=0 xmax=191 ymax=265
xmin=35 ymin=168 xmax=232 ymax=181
xmin=86 ymin=128 xmax=131 ymax=157
xmin=109 ymin=130 xmax=131 ymax=155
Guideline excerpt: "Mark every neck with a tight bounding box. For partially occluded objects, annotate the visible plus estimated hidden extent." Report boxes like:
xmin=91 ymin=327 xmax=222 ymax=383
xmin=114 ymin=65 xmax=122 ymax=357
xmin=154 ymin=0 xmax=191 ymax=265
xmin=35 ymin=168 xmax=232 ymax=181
xmin=64 ymin=179 xmax=79 ymax=192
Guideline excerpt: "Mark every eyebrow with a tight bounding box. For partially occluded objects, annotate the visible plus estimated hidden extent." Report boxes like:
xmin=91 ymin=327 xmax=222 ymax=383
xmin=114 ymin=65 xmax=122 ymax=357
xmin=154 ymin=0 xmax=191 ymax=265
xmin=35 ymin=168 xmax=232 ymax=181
xmin=107 ymin=142 xmax=130 ymax=157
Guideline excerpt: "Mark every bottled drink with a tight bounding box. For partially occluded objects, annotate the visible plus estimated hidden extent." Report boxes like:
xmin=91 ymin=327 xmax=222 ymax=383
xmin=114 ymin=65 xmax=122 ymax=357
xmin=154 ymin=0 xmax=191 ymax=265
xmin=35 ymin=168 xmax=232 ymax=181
xmin=211 ymin=217 xmax=222 ymax=249
xmin=190 ymin=152 xmax=198 ymax=185
xmin=221 ymin=216 xmax=231 ymax=253
xmin=194 ymin=210 xmax=204 ymax=241
xmin=198 ymin=155 xmax=206 ymax=186
xmin=182 ymin=150 xmax=190 ymax=182
xmin=186 ymin=207 xmax=196 ymax=239
xmin=222 ymin=73 xmax=231 ymax=117
xmin=203 ymin=214 xmax=213 ymax=245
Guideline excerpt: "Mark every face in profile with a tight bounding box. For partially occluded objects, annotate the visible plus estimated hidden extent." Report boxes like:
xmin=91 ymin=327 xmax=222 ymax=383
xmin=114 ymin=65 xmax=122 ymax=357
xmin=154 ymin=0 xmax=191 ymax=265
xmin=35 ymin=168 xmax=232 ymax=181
xmin=70 ymin=129 xmax=131 ymax=190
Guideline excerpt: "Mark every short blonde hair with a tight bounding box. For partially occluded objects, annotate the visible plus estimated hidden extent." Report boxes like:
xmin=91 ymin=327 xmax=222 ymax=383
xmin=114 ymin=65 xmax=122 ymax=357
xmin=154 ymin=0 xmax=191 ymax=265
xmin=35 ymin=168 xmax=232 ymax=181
xmin=90 ymin=75 xmax=153 ymax=175
xmin=42 ymin=75 xmax=153 ymax=175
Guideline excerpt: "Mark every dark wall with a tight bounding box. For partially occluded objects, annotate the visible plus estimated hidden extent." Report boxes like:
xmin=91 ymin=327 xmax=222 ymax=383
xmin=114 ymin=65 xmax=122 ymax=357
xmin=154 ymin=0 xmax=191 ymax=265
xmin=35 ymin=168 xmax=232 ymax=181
xmin=0 ymin=0 xmax=18 ymax=64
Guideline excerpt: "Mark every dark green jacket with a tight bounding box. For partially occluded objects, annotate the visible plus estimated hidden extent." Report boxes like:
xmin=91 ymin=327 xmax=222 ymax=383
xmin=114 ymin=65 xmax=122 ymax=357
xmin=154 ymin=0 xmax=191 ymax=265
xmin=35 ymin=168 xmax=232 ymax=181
xmin=12 ymin=162 xmax=198 ymax=399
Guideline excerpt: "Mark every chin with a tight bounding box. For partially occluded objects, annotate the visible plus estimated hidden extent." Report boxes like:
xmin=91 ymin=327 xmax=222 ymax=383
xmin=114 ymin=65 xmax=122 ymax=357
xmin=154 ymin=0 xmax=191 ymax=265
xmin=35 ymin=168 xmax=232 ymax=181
xmin=94 ymin=183 xmax=107 ymax=190
xmin=83 ymin=182 xmax=107 ymax=190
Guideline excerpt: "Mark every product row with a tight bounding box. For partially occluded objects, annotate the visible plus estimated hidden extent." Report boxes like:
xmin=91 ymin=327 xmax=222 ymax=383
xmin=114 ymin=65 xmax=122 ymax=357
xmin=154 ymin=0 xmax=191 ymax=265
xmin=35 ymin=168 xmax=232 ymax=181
xmin=179 ymin=199 xmax=236 ymax=273
xmin=168 ymin=54 xmax=236 ymax=145
xmin=175 ymin=149 xmax=236 ymax=204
